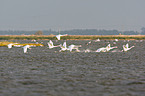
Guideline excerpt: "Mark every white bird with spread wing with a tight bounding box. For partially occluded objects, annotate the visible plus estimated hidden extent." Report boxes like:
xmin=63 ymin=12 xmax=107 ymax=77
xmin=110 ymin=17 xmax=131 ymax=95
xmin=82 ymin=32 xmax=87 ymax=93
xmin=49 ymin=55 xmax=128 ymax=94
xmin=59 ymin=42 xmax=68 ymax=52
xmin=95 ymin=38 xmax=100 ymax=42
xmin=96 ymin=44 xmax=117 ymax=52
xmin=55 ymin=34 xmax=68 ymax=40
xmin=122 ymin=43 xmax=134 ymax=52
xmin=67 ymin=44 xmax=82 ymax=52
xmin=96 ymin=47 xmax=107 ymax=52
xmin=47 ymin=40 xmax=60 ymax=49
xmin=96 ymin=44 xmax=114 ymax=52
xmin=106 ymin=44 xmax=117 ymax=52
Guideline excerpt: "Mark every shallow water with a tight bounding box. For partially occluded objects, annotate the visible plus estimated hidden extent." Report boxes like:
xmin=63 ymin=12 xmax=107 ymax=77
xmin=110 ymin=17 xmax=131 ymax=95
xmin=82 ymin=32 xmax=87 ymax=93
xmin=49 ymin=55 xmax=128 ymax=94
xmin=0 ymin=40 xmax=145 ymax=96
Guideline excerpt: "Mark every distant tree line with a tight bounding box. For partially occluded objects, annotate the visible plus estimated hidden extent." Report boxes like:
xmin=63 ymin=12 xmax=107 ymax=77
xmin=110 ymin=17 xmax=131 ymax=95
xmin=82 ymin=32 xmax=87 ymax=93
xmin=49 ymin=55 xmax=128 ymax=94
xmin=141 ymin=27 xmax=145 ymax=35
xmin=34 ymin=30 xmax=43 ymax=35
xmin=0 ymin=27 xmax=145 ymax=35
xmin=61 ymin=29 xmax=139 ymax=35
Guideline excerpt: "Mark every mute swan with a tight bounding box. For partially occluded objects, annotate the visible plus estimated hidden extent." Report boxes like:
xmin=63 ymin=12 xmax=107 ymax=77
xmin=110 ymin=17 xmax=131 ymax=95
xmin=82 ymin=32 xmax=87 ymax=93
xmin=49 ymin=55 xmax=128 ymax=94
xmin=59 ymin=42 xmax=68 ymax=52
xmin=106 ymin=44 xmax=117 ymax=52
xmin=95 ymin=38 xmax=100 ymax=42
xmin=84 ymin=49 xmax=92 ymax=53
xmin=55 ymin=34 xmax=68 ymax=40
xmin=86 ymin=41 xmax=92 ymax=45
xmin=96 ymin=44 xmax=109 ymax=52
xmin=13 ymin=44 xmax=23 ymax=47
xmin=96 ymin=47 xmax=107 ymax=52
xmin=96 ymin=44 xmax=117 ymax=52
xmin=122 ymin=43 xmax=134 ymax=52
xmin=67 ymin=44 xmax=81 ymax=52
xmin=47 ymin=40 xmax=60 ymax=49
xmin=115 ymin=39 xmax=118 ymax=42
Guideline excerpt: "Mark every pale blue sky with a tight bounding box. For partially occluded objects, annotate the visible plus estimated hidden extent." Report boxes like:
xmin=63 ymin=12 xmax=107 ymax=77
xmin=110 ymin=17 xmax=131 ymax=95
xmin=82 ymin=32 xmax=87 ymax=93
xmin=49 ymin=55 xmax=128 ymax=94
xmin=0 ymin=0 xmax=145 ymax=32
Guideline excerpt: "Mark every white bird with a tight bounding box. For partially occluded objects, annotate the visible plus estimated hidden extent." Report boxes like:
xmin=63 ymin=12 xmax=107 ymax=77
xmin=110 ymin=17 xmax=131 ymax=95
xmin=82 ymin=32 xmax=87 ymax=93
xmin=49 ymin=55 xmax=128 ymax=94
xmin=115 ymin=39 xmax=118 ymax=42
xmin=96 ymin=44 xmax=117 ymax=52
xmin=87 ymin=41 xmax=92 ymax=45
xmin=96 ymin=47 xmax=107 ymax=52
xmin=47 ymin=40 xmax=60 ymax=49
xmin=7 ymin=43 xmax=22 ymax=48
xmin=7 ymin=43 xmax=14 ymax=48
xmin=31 ymin=39 xmax=37 ymax=42
xmin=13 ymin=44 xmax=23 ymax=47
xmin=84 ymin=49 xmax=92 ymax=53
xmin=59 ymin=42 xmax=68 ymax=52
xmin=67 ymin=44 xmax=82 ymax=52
xmin=23 ymin=45 xmax=31 ymax=53
xmin=96 ymin=44 xmax=109 ymax=52
xmin=106 ymin=44 xmax=117 ymax=52
xmin=95 ymin=38 xmax=100 ymax=42
xmin=55 ymin=34 xmax=68 ymax=40
xmin=122 ymin=43 xmax=134 ymax=52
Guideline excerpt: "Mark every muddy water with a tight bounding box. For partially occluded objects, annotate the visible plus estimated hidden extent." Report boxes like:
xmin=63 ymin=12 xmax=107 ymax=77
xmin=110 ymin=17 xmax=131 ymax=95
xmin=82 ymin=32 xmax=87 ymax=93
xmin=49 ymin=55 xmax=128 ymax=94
xmin=0 ymin=40 xmax=145 ymax=96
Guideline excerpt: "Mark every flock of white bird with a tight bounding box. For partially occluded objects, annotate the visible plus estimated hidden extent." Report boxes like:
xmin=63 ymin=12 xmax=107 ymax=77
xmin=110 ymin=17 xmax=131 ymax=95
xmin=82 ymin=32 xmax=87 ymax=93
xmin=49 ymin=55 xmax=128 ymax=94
xmin=48 ymin=40 xmax=82 ymax=52
xmin=7 ymin=43 xmax=31 ymax=53
xmin=6 ymin=34 xmax=135 ymax=53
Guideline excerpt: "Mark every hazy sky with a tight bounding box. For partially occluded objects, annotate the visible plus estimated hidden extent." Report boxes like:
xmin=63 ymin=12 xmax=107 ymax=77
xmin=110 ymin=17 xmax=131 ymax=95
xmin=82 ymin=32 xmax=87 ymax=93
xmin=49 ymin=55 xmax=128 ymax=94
xmin=0 ymin=0 xmax=145 ymax=32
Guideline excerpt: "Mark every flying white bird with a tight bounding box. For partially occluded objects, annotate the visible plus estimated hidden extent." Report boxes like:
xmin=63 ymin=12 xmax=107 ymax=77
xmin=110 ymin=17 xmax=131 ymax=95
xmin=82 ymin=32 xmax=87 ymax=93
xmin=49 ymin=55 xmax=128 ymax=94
xmin=55 ymin=34 xmax=68 ymax=40
xmin=95 ymin=44 xmax=113 ymax=52
xmin=59 ymin=42 xmax=68 ymax=52
xmin=96 ymin=44 xmax=108 ymax=52
xmin=47 ymin=40 xmax=60 ymax=49
xmin=31 ymin=39 xmax=37 ymax=42
xmin=122 ymin=43 xmax=134 ymax=52
xmin=13 ymin=44 xmax=23 ymax=47
xmin=106 ymin=44 xmax=118 ymax=52
xmin=84 ymin=49 xmax=92 ymax=53
xmin=7 ymin=43 xmax=22 ymax=48
xmin=86 ymin=41 xmax=92 ymax=45
xmin=96 ymin=44 xmax=117 ymax=52
xmin=67 ymin=44 xmax=82 ymax=52
xmin=96 ymin=47 xmax=107 ymax=52
xmin=115 ymin=39 xmax=118 ymax=42
xmin=23 ymin=45 xmax=31 ymax=53
xmin=95 ymin=38 xmax=100 ymax=42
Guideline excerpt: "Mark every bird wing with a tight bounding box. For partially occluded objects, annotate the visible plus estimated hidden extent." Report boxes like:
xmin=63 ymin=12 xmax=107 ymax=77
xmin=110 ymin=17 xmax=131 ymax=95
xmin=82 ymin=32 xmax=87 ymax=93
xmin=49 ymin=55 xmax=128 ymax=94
xmin=68 ymin=45 xmax=74 ymax=51
xmin=23 ymin=47 xmax=27 ymax=53
xmin=126 ymin=43 xmax=129 ymax=48
xmin=56 ymin=35 xmax=60 ymax=40
xmin=63 ymin=42 xmax=67 ymax=48
xmin=49 ymin=40 xmax=53 ymax=46
xmin=106 ymin=44 xmax=110 ymax=48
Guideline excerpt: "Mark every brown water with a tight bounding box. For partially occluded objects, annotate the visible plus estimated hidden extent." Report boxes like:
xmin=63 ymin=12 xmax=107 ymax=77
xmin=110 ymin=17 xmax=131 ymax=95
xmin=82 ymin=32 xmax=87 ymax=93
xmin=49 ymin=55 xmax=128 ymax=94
xmin=0 ymin=40 xmax=145 ymax=96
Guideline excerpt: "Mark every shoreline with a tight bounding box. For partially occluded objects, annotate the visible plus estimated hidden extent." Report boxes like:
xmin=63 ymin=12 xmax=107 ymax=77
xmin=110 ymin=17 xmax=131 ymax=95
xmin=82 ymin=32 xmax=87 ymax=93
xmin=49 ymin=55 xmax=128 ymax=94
xmin=0 ymin=35 xmax=145 ymax=40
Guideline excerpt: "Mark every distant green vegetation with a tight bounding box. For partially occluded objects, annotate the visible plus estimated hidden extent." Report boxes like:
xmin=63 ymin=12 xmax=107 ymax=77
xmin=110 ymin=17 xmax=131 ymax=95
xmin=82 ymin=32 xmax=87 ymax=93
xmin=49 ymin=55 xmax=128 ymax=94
xmin=1 ymin=35 xmax=145 ymax=40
